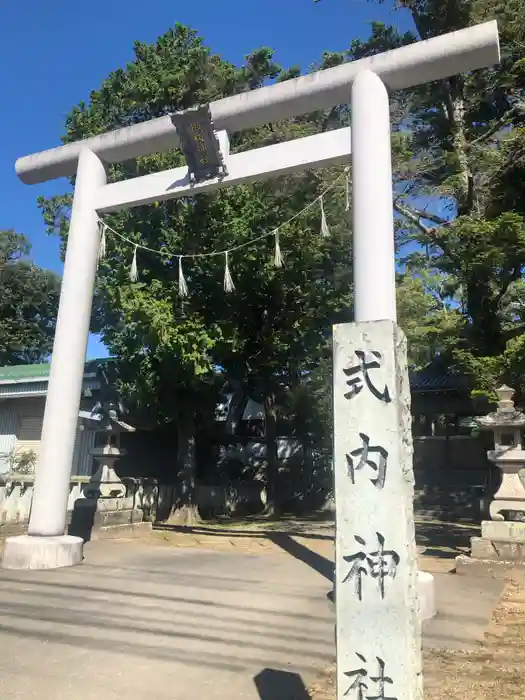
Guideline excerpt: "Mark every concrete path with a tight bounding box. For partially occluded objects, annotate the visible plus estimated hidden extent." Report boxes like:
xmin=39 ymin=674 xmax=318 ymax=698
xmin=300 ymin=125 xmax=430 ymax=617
xmin=0 ymin=539 xmax=505 ymax=700
xmin=424 ymin=571 xmax=504 ymax=650
xmin=0 ymin=540 xmax=334 ymax=700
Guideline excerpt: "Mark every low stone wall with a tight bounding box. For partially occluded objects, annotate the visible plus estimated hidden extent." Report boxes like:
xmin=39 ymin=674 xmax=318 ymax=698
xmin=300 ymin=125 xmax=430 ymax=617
xmin=0 ymin=435 xmax=495 ymax=527
xmin=0 ymin=474 xmax=157 ymax=532
xmin=413 ymin=436 xmax=495 ymax=520
xmin=0 ymin=474 xmax=91 ymax=527
xmin=196 ymin=481 xmax=267 ymax=517
xmin=413 ymin=435 xmax=490 ymax=473
xmin=150 ymin=480 xmax=267 ymax=520
xmin=0 ymin=475 xmax=322 ymax=525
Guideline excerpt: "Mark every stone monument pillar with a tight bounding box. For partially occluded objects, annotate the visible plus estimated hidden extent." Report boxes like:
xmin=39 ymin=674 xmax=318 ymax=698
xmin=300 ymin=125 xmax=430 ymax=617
xmin=457 ymin=385 xmax=525 ymax=575
xmin=333 ymin=320 xmax=424 ymax=700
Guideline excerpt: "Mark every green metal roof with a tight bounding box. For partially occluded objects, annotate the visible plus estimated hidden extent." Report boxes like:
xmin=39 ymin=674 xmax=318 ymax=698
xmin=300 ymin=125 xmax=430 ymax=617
xmin=0 ymin=358 xmax=110 ymax=384
xmin=0 ymin=363 xmax=52 ymax=382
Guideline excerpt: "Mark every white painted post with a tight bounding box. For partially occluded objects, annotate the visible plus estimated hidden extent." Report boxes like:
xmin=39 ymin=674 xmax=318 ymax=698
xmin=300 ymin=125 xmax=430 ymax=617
xmin=28 ymin=149 xmax=107 ymax=537
xmin=351 ymin=70 xmax=396 ymax=323
xmin=333 ymin=320 xmax=422 ymax=700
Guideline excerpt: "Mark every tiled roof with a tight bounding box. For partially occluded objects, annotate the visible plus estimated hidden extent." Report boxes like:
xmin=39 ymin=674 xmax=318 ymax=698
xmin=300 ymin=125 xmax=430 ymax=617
xmin=409 ymin=364 xmax=469 ymax=392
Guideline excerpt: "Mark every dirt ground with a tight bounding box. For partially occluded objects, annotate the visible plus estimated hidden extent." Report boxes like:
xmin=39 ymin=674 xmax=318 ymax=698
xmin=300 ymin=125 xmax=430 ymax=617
xmin=127 ymin=517 xmax=460 ymax=574
xmin=308 ymin=572 xmax=525 ymax=700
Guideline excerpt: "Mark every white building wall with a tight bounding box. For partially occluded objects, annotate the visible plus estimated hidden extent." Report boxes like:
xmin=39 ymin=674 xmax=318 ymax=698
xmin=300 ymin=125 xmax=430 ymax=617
xmin=0 ymin=397 xmax=95 ymax=477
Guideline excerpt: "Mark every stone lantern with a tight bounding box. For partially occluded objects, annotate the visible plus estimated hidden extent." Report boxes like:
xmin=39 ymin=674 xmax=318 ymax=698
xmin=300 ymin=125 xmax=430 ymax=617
xmin=457 ymin=385 xmax=525 ymax=574
xmin=476 ymin=385 xmax=525 ymax=522
xmin=71 ymin=403 xmax=143 ymax=539
xmin=85 ymin=405 xmax=135 ymax=501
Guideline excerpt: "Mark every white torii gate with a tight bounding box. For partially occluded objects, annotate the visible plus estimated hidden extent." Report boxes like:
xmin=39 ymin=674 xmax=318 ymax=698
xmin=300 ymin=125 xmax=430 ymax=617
xmin=3 ymin=22 xmax=499 ymax=578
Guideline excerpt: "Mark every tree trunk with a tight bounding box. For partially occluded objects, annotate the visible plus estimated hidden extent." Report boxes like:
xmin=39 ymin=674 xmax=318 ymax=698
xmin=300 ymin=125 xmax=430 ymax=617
xmin=444 ymin=80 xmax=475 ymax=216
xmin=263 ymin=391 xmax=280 ymax=517
xmin=465 ymin=280 xmax=506 ymax=355
xmin=169 ymin=407 xmax=199 ymax=526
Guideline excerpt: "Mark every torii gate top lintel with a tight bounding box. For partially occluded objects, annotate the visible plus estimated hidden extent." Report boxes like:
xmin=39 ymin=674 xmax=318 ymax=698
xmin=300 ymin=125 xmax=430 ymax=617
xmin=16 ymin=20 xmax=499 ymax=186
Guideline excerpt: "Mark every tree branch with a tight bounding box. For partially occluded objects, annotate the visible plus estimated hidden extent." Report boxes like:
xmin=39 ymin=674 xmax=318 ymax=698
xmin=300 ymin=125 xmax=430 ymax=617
xmin=394 ymin=200 xmax=450 ymax=226
xmin=495 ymin=266 xmax=522 ymax=307
xmin=467 ymin=103 xmax=525 ymax=150
xmin=394 ymin=201 xmax=432 ymax=236
xmin=394 ymin=201 xmax=461 ymax=266
xmin=503 ymin=322 xmax=525 ymax=341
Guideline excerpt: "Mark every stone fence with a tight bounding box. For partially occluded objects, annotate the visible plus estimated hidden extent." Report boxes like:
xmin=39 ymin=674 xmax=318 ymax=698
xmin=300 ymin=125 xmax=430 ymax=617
xmin=0 ymin=474 xmax=158 ymax=533
xmin=0 ymin=434 xmax=496 ymax=529
xmin=412 ymin=435 xmax=496 ymax=520
xmin=0 ymin=474 xmax=89 ymax=529
xmin=0 ymin=476 xmax=289 ymax=528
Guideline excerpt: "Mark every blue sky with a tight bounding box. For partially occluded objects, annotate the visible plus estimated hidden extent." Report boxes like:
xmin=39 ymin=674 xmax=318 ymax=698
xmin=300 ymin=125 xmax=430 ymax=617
xmin=1 ymin=0 xmax=413 ymax=359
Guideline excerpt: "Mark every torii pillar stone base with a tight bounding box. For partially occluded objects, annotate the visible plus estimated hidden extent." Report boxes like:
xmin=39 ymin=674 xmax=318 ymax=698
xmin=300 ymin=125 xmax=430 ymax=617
xmin=2 ymin=534 xmax=83 ymax=570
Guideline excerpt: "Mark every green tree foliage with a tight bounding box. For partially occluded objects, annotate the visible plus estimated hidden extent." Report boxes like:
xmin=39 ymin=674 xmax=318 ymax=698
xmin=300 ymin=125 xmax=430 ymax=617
xmin=396 ymin=270 xmax=464 ymax=367
xmin=313 ymin=0 xmax=525 ymax=398
xmin=341 ymin=0 xmax=525 ymax=395
xmin=0 ymin=229 xmax=60 ymax=365
xmin=40 ymin=25 xmax=352 ymax=515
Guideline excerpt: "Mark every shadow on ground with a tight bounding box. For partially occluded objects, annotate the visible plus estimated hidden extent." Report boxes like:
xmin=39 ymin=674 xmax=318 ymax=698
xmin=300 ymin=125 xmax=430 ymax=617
xmin=154 ymin=515 xmax=479 ymax=566
xmin=153 ymin=523 xmax=334 ymax=582
xmin=254 ymin=668 xmax=310 ymax=700
xmin=0 ymin=542 xmax=334 ymax=700
xmin=415 ymin=520 xmax=479 ymax=559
